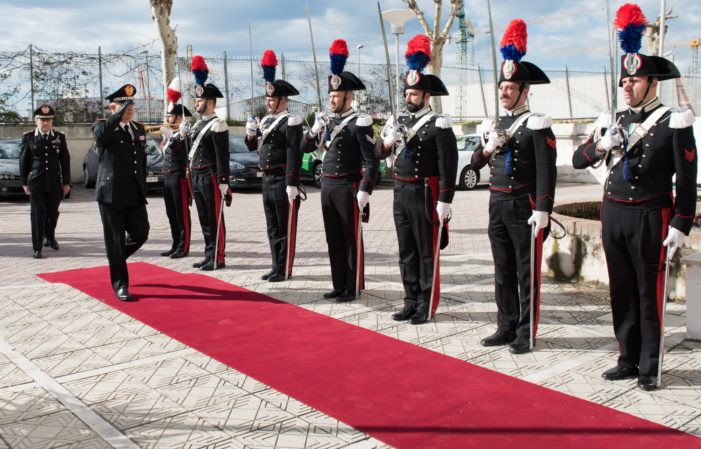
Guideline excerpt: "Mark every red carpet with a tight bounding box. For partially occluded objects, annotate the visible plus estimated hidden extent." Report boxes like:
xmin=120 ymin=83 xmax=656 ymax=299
xmin=40 ymin=262 xmax=701 ymax=449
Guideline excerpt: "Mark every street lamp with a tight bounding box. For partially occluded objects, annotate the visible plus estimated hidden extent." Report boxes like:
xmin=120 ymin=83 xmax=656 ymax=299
xmin=140 ymin=50 xmax=152 ymax=122
xmin=381 ymin=8 xmax=415 ymax=113
xmin=356 ymin=43 xmax=364 ymax=77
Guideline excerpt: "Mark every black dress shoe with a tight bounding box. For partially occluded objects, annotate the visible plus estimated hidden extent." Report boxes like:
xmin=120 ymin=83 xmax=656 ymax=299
xmin=509 ymin=338 xmax=531 ymax=354
xmin=170 ymin=251 xmax=187 ymax=259
xmin=33 ymin=250 xmax=42 ymax=259
xmin=192 ymin=259 xmax=210 ymax=269
xmin=323 ymin=289 xmax=343 ymax=299
xmin=336 ymin=290 xmax=356 ymax=303
xmin=268 ymin=273 xmax=285 ymax=282
xmin=115 ymin=287 xmax=134 ymax=302
xmin=638 ymin=375 xmax=658 ymax=391
xmin=601 ymin=365 xmax=639 ymax=381
xmin=261 ymin=269 xmax=276 ymax=280
xmin=160 ymin=249 xmax=176 ymax=257
xmin=480 ymin=329 xmax=516 ymax=347
xmin=392 ymin=300 xmax=417 ymax=321
xmin=45 ymin=239 xmax=59 ymax=250
xmin=409 ymin=303 xmax=430 ymax=325
xmin=200 ymin=260 xmax=225 ymax=271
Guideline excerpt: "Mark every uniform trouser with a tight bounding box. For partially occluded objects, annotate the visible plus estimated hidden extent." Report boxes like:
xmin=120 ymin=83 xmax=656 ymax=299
xmin=393 ymin=182 xmax=436 ymax=304
xmin=163 ymin=175 xmax=191 ymax=254
xmin=262 ymin=172 xmax=299 ymax=274
xmin=320 ymin=178 xmax=363 ymax=294
xmin=192 ymin=172 xmax=225 ymax=263
xmin=98 ymin=202 xmax=149 ymax=291
xmin=488 ymin=195 xmax=545 ymax=339
xmin=29 ymin=189 xmax=62 ymax=251
xmin=602 ymin=200 xmax=671 ymax=377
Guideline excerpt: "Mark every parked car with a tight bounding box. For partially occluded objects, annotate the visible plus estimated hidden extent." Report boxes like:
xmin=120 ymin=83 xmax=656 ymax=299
xmin=84 ymin=137 xmax=164 ymax=190
xmin=228 ymin=136 xmax=262 ymax=189
xmin=456 ymin=133 xmax=489 ymax=190
xmin=301 ymin=149 xmax=388 ymax=188
xmin=0 ymin=138 xmax=24 ymax=197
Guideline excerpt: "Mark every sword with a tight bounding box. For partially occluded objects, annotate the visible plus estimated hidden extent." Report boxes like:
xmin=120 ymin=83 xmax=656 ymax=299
xmin=212 ymin=193 xmax=225 ymax=271
xmin=355 ymin=205 xmax=364 ymax=297
xmin=529 ymin=222 xmax=537 ymax=351
xmin=377 ymin=1 xmax=397 ymax=125
xmin=657 ymin=244 xmax=673 ymax=388
xmin=285 ymin=197 xmax=296 ymax=280
xmin=428 ymin=221 xmax=443 ymax=321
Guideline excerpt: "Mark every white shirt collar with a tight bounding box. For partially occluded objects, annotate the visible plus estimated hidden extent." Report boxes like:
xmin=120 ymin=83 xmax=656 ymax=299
xmin=629 ymin=96 xmax=661 ymax=114
xmin=504 ymin=104 xmax=529 ymax=117
xmin=334 ymin=108 xmax=355 ymax=119
xmin=202 ymin=113 xmax=217 ymax=120
xmin=34 ymin=129 xmax=53 ymax=138
xmin=410 ymin=105 xmax=432 ymax=119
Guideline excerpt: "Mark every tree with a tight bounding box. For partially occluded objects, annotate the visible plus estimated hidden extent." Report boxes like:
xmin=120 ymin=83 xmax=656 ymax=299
xmin=402 ymin=0 xmax=461 ymax=113
xmin=150 ymin=0 xmax=178 ymax=114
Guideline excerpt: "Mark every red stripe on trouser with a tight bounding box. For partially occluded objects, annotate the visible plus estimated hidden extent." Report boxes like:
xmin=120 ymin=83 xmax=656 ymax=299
xmin=212 ymin=175 xmax=226 ymax=263
xmin=286 ymin=200 xmax=299 ymax=278
xmin=179 ymin=178 xmax=191 ymax=254
xmin=353 ymin=182 xmax=364 ymax=291
xmin=656 ymin=208 xmax=672 ymax=326
xmin=427 ymin=176 xmax=441 ymax=317
xmin=532 ymin=229 xmax=544 ymax=337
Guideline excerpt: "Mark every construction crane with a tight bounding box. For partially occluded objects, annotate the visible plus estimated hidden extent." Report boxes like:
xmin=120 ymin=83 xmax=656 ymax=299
xmin=666 ymin=38 xmax=700 ymax=75
xmin=454 ymin=2 xmax=474 ymax=67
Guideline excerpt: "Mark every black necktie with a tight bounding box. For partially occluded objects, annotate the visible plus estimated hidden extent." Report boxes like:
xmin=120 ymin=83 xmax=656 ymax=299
xmin=124 ymin=125 xmax=132 ymax=142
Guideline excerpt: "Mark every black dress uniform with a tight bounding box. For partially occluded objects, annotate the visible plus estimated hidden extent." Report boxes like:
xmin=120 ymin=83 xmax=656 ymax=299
xmin=382 ymin=35 xmax=459 ymax=324
xmin=244 ymin=76 xmax=303 ymax=280
xmin=19 ymin=105 xmax=70 ymax=257
xmin=572 ymin=43 xmax=696 ymax=388
xmin=162 ymin=104 xmax=192 ymax=258
xmin=301 ymin=67 xmax=379 ymax=299
xmin=92 ymin=85 xmax=150 ymax=298
xmin=185 ymin=80 xmax=230 ymax=270
xmin=472 ymin=48 xmax=557 ymax=351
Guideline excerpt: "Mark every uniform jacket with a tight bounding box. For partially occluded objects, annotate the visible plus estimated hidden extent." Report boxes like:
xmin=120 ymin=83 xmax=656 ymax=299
xmin=301 ymin=109 xmax=379 ymax=193
xmin=186 ymin=115 xmax=230 ymax=184
xmin=19 ymin=129 xmax=70 ymax=192
xmin=573 ymin=99 xmax=697 ymax=234
xmin=472 ymin=108 xmax=557 ymax=212
xmin=381 ymin=106 xmax=459 ymax=203
xmin=163 ymin=131 xmax=188 ymax=177
xmin=244 ymin=112 xmax=303 ymax=186
xmin=92 ymin=110 xmax=147 ymax=207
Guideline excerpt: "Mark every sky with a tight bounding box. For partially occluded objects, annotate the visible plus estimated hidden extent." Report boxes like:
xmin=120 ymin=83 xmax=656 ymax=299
xmin=1 ymin=0 xmax=700 ymax=75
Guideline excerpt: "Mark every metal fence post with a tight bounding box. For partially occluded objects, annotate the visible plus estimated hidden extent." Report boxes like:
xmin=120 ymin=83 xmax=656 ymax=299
xmin=477 ymin=64 xmax=488 ymax=117
xmin=29 ymin=44 xmax=35 ymax=117
xmin=223 ymin=51 xmax=231 ymax=121
xmin=98 ymin=46 xmax=104 ymax=111
xmin=564 ymin=65 xmax=573 ymax=118
xmin=145 ymin=52 xmax=152 ymax=122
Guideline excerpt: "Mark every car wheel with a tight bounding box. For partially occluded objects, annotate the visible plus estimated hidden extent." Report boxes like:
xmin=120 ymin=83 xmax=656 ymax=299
xmin=313 ymin=162 xmax=322 ymax=188
xmin=83 ymin=164 xmax=95 ymax=188
xmin=460 ymin=166 xmax=479 ymax=190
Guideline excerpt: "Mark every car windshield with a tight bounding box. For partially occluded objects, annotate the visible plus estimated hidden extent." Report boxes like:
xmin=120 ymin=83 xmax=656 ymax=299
xmin=0 ymin=140 xmax=21 ymax=159
xmin=229 ymin=137 xmax=252 ymax=154
xmin=145 ymin=139 xmax=162 ymax=155
xmin=457 ymin=135 xmax=481 ymax=153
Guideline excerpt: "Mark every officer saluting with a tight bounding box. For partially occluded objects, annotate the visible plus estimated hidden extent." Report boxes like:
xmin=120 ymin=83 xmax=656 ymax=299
xmin=160 ymin=78 xmax=192 ymax=259
xmin=244 ymin=50 xmax=303 ymax=282
xmin=186 ymin=56 xmax=230 ymax=271
xmin=19 ymin=104 xmax=71 ymax=258
xmin=301 ymin=39 xmax=379 ymax=302
xmin=378 ymin=35 xmax=458 ymax=325
xmin=92 ymin=84 xmax=150 ymax=301
xmin=573 ymin=4 xmax=696 ymax=390
xmin=471 ymin=20 xmax=557 ymax=353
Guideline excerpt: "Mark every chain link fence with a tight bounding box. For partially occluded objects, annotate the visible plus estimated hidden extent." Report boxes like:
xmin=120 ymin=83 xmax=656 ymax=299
xmin=2 ymin=45 xmax=700 ymax=124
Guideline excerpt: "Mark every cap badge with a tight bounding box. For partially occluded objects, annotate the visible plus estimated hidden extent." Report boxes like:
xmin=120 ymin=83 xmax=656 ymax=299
xmin=502 ymin=60 xmax=516 ymax=80
xmin=195 ymin=85 xmax=204 ymax=97
xmin=330 ymin=74 xmax=342 ymax=91
xmin=124 ymin=85 xmax=135 ymax=97
xmin=406 ymin=70 xmax=420 ymax=86
xmin=623 ymin=53 xmax=642 ymax=76
xmin=265 ymin=82 xmax=275 ymax=96
xmin=41 ymin=105 xmax=50 ymax=114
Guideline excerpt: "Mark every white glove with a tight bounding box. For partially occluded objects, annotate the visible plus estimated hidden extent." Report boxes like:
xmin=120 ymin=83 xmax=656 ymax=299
xmin=179 ymin=121 xmax=190 ymax=136
xmin=436 ymin=201 xmax=450 ymax=223
xmin=663 ymin=226 xmax=686 ymax=258
xmin=245 ymin=117 xmax=259 ymax=137
xmin=311 ymin=112 xmax=326 ymax=136
xmin=483 ymin=130 xmax=505 ymax=155
xmin=286 ymin=186 xmax=299 ymax=203
xmin=160 ymin=126 xmax=173 ymax=142
xmin=383 ymin=126 xmax=403 ymax=148
xmin=356 ymin=191 xmax=370 ymax=209
xmin=527 ymin=210 xmax=549 ymax=236
xmin=218 ymin=184 xmax=229 ymax=197
xmin=600 ymin=128 xmax=623 ymax=152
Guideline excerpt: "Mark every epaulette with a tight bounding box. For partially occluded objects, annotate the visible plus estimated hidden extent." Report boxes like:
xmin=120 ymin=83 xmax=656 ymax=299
xmin=526 ymin=113 xmax=552 ymax=130
xmin=669 ymin=108 xmax=694 ymax=129
xmin=477 ymin=118 xmax=493 ymax=135
xmin=356 ymin=113 xmax=373 ymax=127
xmin=287 ymin=115 xmax=302 ymax=127
xmin=132 ymin=120 xmax=143 ymax=128
xmin=212 ymin=117 xmax=229 ymax=132
xmin=23 ymin=130 xmax=33 ymax=136
xmin=53 ymin=129 xmax=65 ymax=136
xmin=435 ymin=114 xmax=452 ymax=129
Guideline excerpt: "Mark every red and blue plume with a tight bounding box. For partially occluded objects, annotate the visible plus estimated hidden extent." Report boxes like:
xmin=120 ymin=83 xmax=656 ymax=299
xmin=191 ymin=55 xmax=209 ymax=86
xmin=614 ymin=3 xmax=647 ymax=54
xmin=500 ymin=19 xmax=527 ymax=62
xmin=261 ymin=50 xmax=277 ymax=84
xmin=329 ymin=39 xmax=349 ymax=75
xmin=166 ymin=77 xmax=181 ymax=104
xmin=405 ymin=35 xmax=431 ymax=72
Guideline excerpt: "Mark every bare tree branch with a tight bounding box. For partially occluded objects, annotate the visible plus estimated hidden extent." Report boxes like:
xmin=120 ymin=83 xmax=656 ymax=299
xmin=441 ymin=0 xmax=460 ymax=38
xmin=433 ymin=0 xmax=442 ymax=40
xmin=403 ymin=0 xmax=432 ymax=36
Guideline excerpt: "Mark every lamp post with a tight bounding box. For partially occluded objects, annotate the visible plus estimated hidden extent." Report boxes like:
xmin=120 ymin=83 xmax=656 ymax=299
xmin=381 ymin=8 xmax=415 ymax=113
xmin=356 ymin=43 xmax=364 ymax=77
xmin=140 ymin=50 xmax=152 ymax=122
